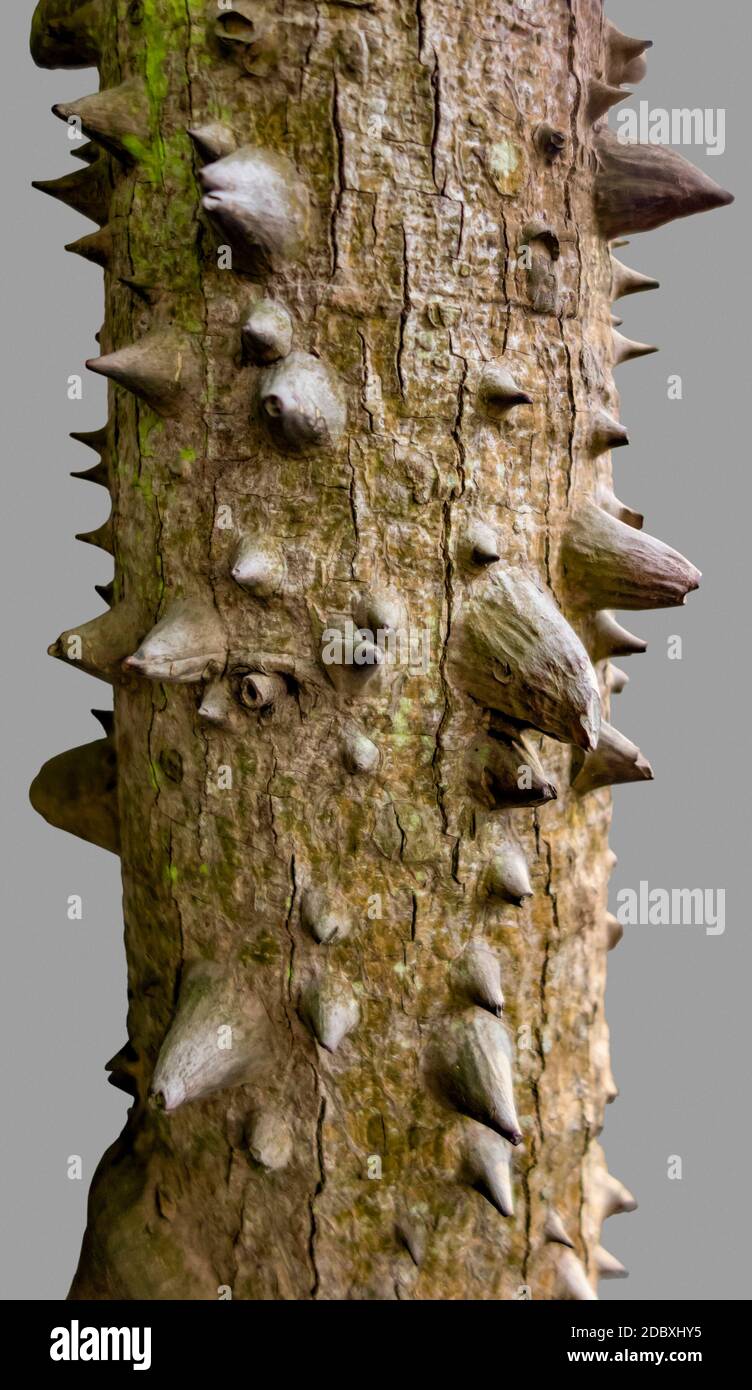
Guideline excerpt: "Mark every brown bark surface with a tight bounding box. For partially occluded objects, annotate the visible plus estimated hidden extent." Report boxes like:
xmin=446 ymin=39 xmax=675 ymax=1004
xmin=29 ymin=0 xmax=729 ymax=1300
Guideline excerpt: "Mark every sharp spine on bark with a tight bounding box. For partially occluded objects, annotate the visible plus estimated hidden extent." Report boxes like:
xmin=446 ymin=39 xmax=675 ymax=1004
xmin=259 ymin=352 xmax=346 ymax=453
xmin=71 ymin=456 xmax=108 ymax=488
xmin=352 ymin=588 xmax=405 ymax=641
xmin=300 ymin=887 xmax=350 ymax=945
xmin=198 ymin=678 xmax=237 ymax=732
xmin=596 ymin=1245 xmax=628 ymax=1279
xmin=468 ymin=733 xmax=557 ymax=811
xmin=301 ymin=973 xmax=360 ymax=1053
xmin=188 ymin=122 xmax=237 ymax=164
xmin=486 ymin=845 xmax=533 ymax=907
xmin=612 ymin=329 xmax=658 ymax=366
xmin=150 ymin=961 xmax=273 ymax=1112
xmin=563 ymin=502 xmax=701 ymax=610
xmin=86 ymin=329 xmax=200 ymax=417
xmin=603 ymin=20 xmax=652 ymax=87
xmin=32 ymin=159 xmax=110 ymax=225
xmin=557 ymin=1250 xmax=598 ymax=1301
xmin=586 ymin=78 xmax=628 ymax=126
xmin=462 ymin=1122 xmax=515 ymax=1216
xmin=588 ymin=408 xmax=629 ymax=455
xmin=611 ymin=255 xmax=659 ymax=301
xmin=65 ymin=225 xmax=113 ymax=268
xmin=596 ymin=483 xmax=644 ymax=531
xmin=454 ymin=941 xmax=505 ymax=1016
xmin=105 ymin=1042 xmax=139 ymax=1098
xmin=597 ymin=1170 xmax=638 ymax=1219
xmin=605 ymin=664 xmax=629 ymax=696
xmin=477 ymin=363 xmax=532 ymax=417
xmin=591 ymin=610 xmax=647 ymax=661
xmin=450 ymin=568 xmax=601 ymax=750
xmin=70 ymin=425 xmax=107 ymax=454
xmin=52 ymin=79 xmax=150 ymax=162
xmin=606 ymin=913 xmax=624 ymax=951
xmin=430 ymin=1008 xmax=523 ymax=1145
xmin=230 ymin=540 xmax=285 ymax=597
xmin=95 ymin=579 xmax=115 ymax=608
xmin=200 ymin=146 xmax=311 ymax=273
xmin=71 ymin=140 xmax=99 ymax=164
xmin=573 ymin=721 xmax=654 ymax=797
xmin=544 ymin=1209 xmax=575 ymax=1248
xmin=30 ymin=0 xmax=102 ymax=70
xmin=466 ymin=519 xmax=501 ymax=566
xmin=342 ymin=728 xmax=380 ymax=775
xmin=246 ymin=1111 xmax=293 ymax=1171
xmin=29 ymin=736 xmax=119 ymax=854
xmin=76 ymin=516 xmax=113 ymax=554
xmin=241 ymin=299 xmax=293 ymax=365
xmin=48 ymin=603 xmax=142 ymax=682
xmin=123 ymin=600 xmax=227 ymax=684
xmin=534 ymin=123 xmax=566 ymax=161
xmin=90 ymin=708 xmax=113 ymax=737
xmin=594 ymin=128 xmax=734 ymax=239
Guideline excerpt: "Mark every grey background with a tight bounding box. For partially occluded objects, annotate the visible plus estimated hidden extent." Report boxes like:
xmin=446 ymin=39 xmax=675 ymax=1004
xmin=0 ymin=0 xmax=748 ymax=1300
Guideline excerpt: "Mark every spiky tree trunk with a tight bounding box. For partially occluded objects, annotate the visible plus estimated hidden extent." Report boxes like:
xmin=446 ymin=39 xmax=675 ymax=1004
xmin=30 ymin=0 xmax=731 ymax=1301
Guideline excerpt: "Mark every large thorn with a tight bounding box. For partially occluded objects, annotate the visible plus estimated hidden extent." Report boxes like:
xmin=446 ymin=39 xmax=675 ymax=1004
xmin=562 ymin=502 xmax=701 ymax=610
xmin=30 ymin=0 xmax=102 ymax=70
xmin=603 ymin=20 xmax=652 ymax=87
xmin=200 ymin=145 xmax=311 ymax=273
xmin=86 ymin=329 xmax=201 ymax=417
xmin=467 ymin=733 xmax=557 ymax=811
xmin=462 ymin=1121 xmax=515 ymax=1217
xmin=32 ymin=158 xmax=111 ymax=225
xmin=428 ymin=1007 xmax=523 ymax=1145
xmin=450 ymin=568 xmax=601 ymax=750
xmin=123 ymin=599 xmax=227 ymax=685
xmin=48 ymin=603 xmax=143 ymax=683
xmin=29 ymin=736 xmax=119 ymax=854
xmin=611 ymin=255 xmax=659 ymax=301
xmin=595 ymin=127 xmax=733 ymax=239
xmin=52 ymin=78 xmax=150 ymax=161
xmin=150 ymin=961 xmax=274 ymax=1112
xmin=572 ymin=721 xmax=653 ymax=797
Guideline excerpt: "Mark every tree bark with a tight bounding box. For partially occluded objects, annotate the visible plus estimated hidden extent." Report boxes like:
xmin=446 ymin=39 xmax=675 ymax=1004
xmin=29 ymin=0 xmax=731 ymax=1300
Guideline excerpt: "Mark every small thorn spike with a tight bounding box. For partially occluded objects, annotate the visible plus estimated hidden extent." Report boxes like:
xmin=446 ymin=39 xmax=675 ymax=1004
xmin=610 ymin=255 xmax=660 ymax=301
xmin=572 ymin=721 xmax=654 ymax=796
xmin=86 ymin=329 xmax=201 ymax=417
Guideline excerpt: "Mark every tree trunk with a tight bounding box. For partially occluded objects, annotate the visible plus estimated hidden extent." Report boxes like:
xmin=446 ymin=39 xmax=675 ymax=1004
xmin=29 ymin=0 xmax=731 ymax=1301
